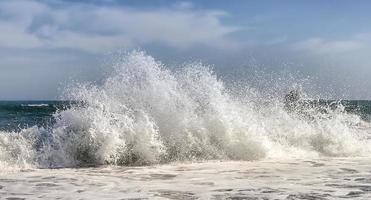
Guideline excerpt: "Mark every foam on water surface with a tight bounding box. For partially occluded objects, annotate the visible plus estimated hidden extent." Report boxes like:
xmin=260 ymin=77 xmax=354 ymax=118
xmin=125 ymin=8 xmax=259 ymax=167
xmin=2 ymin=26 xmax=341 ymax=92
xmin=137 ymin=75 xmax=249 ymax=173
xmin=1 ymin=158 xmax=371 ymax=199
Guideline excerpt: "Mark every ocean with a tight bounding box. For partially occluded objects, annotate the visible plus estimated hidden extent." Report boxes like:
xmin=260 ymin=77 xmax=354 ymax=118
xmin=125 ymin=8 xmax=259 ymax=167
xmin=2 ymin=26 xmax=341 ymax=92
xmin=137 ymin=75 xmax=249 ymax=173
xmin=1 ymin=51 xmax=371 ymax=199
xmin=1 ymin=100 xmax=370 ymax=132
xmin=0 ymin=101 xmax=69 ymax=132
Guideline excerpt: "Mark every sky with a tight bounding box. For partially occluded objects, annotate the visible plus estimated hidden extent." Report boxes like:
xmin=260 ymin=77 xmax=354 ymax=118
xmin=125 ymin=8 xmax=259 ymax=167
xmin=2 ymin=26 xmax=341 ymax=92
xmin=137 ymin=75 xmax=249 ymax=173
xmin=1 ymin=0 xmax=371 ymax=100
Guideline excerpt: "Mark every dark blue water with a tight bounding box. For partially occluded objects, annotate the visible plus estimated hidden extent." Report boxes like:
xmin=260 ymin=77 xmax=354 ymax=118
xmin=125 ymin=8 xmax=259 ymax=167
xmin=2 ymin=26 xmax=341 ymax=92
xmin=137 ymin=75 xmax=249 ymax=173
xmin=0 ymin=100 xmax=370 ymax=132
xmin=342 ymin=100 xmax=371 ymax=121
xmin=0 ymin=101 xmax=71 ymax=132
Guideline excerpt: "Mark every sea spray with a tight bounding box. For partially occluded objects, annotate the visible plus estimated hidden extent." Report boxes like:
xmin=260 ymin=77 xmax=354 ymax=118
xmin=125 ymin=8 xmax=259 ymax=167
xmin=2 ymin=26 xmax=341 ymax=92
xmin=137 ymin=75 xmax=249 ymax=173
xmin=0 ymin=51 xmax=370 ymax=169
xmin=0 ymin=128 xmax=38 ymax=169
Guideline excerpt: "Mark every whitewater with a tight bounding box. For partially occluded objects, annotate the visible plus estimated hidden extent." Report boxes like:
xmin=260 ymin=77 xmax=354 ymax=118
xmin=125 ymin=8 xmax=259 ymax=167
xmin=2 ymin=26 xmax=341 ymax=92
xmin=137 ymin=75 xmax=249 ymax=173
xmin=1 ymin=51 xmax=371 ymax=199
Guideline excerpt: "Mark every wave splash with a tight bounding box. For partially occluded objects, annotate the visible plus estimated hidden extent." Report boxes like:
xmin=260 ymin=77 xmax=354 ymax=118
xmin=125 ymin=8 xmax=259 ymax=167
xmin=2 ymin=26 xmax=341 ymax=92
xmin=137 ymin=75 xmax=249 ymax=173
xmin=1 ymin=51 xmax=370 ymax=169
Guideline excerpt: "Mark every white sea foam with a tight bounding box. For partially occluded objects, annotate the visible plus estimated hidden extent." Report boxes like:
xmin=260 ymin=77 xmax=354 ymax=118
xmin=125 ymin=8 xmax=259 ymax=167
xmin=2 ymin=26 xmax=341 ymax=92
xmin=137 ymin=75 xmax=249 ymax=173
xmin=21 ymin=104 xmax=49 ymax=107
xmin=1 ymin=51 xmax=370 ymax=169
xmin=0 ymin=127 xmax=38 ymax=170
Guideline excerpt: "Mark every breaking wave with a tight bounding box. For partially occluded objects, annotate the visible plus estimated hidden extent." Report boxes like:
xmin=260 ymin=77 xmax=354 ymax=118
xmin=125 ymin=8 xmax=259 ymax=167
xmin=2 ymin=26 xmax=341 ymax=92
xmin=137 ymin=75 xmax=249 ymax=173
xmin=21 ymin=104 xmax=49 ymax=107
xmin=1 ymin=51 xmax=371 ymax=169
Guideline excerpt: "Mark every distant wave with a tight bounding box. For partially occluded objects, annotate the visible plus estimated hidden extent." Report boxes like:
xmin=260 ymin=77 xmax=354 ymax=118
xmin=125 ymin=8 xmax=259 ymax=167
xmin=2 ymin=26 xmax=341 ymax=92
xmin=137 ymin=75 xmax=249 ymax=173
xmin=1 ymin=51 xmax=371 ymax=170
xmin=21 ymin=104 xmax=49 ymax=107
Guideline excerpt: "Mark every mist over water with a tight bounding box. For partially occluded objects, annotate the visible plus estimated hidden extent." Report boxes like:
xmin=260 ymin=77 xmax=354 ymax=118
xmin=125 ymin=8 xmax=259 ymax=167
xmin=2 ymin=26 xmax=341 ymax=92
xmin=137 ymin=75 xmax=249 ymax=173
xmin=1 ymin=51 xmax=371 ymax=169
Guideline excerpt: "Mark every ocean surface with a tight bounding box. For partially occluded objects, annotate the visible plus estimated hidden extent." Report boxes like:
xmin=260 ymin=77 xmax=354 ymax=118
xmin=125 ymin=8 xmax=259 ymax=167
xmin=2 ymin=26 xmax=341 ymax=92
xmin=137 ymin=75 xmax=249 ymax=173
xmin=1 ymin=100 xmax=370 ymax=133
xmin=1 ymin=51 xmax=371 ymax=168
xmin=1 ymin=51 xmax=371 ymax=199
xmin=0 ymin=101 xmax=70 ymax=132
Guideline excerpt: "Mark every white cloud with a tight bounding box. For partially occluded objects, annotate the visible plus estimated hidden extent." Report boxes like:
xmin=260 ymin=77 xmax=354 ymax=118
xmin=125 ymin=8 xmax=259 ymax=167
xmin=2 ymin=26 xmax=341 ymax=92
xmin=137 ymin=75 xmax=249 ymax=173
xmin=0 ymin=0 xmax=240 ymax=53
xmin=264 ymin=36 xmax=288 ymax=45
xmin=173 ymin=1 xmax=194 ymax=9
xmin=355 ymin=32 xmax=371 ymax=41
xmin=292 ymin=38 xmax=362 ymax=55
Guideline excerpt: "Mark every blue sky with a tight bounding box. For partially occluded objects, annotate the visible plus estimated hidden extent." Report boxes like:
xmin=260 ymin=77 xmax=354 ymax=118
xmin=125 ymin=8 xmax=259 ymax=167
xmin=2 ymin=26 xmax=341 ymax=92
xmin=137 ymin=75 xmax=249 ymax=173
xmin=1 ymin=0 xmax=371 ymax=100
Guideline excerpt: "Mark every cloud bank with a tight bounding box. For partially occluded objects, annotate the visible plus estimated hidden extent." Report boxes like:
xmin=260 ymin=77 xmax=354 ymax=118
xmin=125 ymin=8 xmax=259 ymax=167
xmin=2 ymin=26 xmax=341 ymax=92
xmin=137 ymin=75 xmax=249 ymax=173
xmin=1 ymin=0 xmax=371 ymax=100
xmin=0 ymin=0 xmax=239 ymax=53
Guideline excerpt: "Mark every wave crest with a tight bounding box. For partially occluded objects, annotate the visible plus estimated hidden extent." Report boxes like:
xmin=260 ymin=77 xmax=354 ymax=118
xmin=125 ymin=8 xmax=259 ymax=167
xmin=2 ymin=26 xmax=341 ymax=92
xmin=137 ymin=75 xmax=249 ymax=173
xmin=1 ymin=51 xmax=370 ymax=169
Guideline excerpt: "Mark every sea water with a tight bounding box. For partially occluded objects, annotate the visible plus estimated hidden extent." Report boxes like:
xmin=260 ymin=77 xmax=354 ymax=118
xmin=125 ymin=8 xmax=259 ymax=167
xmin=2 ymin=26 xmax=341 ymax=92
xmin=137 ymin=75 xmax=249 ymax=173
xmin=1 ymin=51 xmax=371 ymax=169
xmin=1 ymin=51 xmax=371 ymax=199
